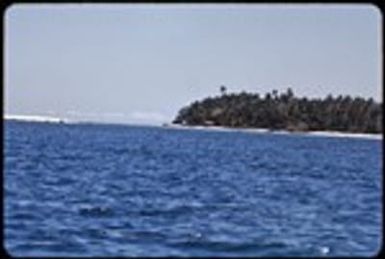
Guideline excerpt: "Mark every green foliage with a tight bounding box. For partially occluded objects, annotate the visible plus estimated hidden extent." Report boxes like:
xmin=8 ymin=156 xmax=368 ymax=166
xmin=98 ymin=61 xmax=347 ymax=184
xmin=172 ymin=88 xmax=382 ymax=134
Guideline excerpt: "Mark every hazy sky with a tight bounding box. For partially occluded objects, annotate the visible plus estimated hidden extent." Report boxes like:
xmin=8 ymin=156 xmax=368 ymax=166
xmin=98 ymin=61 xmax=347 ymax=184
xmin=5 ymin=4 xmax=382 ymax=124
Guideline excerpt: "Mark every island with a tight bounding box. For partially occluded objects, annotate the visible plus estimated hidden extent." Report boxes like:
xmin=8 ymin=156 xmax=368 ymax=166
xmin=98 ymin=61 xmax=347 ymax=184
xmin=172 ymin=87 xmax=382 ymax=134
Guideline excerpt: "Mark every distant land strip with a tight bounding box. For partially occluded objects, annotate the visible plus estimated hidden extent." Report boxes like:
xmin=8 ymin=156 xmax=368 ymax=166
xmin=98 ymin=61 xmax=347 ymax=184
xmin=172 ymin=87 xmax=382 ymax=134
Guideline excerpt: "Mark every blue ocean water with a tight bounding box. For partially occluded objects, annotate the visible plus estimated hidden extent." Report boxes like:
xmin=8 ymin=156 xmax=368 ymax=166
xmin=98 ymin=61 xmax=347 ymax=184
xmin=4 ymin=120 xmax=382 ymax=257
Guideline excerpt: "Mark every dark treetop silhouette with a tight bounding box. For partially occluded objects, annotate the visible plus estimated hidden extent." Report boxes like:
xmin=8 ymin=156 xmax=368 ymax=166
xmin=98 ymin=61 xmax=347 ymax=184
xmin=173 ymin=87 xmax=382 ymax=134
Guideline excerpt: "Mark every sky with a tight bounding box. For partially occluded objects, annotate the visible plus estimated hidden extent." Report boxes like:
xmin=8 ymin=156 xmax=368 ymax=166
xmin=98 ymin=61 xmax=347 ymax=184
xmin=4 ymin=3 xmax=382 ymax=124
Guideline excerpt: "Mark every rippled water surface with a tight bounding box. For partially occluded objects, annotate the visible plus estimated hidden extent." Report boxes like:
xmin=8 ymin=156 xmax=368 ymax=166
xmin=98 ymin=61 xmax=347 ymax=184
xmin=4 ymin=121 xmax=382 ymax=256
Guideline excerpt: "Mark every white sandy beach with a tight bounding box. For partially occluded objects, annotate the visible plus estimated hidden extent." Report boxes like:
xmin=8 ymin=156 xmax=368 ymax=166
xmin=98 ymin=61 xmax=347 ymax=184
xmin=4 ymin=114 xmax=71 ymax=123
xmin=164 ymin=124 xmax=383 ymax=140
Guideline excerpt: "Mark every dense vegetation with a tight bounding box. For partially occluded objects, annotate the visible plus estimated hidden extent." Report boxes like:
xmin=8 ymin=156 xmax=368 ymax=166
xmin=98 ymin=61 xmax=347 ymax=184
xmin=172 ymin=87 xmax=382 ymax=134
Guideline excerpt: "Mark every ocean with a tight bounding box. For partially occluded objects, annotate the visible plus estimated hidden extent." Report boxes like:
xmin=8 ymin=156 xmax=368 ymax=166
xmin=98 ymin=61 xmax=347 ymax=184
xmin=4 ymin=120 xmax=382 ymax=256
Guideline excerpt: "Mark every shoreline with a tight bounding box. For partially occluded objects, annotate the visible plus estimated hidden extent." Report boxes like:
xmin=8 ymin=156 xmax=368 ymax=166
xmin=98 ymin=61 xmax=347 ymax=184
xmin=164 ymin=124 xmax=383 ymax=140
xmin=5 ymin=116 xmax=382 ymax=140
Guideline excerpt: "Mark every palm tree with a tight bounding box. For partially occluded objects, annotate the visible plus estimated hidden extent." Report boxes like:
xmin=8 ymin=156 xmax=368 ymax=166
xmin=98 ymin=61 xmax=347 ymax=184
xmin=286 ymin=88 xmax=294 ymax=99
xmin=220 ymin=85 xmax=227 ymax=95
xmin=272 ymin=89 xmax=278 ymax=100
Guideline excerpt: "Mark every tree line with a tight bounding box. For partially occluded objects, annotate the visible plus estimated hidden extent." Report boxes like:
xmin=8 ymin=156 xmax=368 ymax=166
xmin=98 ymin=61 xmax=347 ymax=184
xmin=172 ymin=87 xmax=382 ymax=134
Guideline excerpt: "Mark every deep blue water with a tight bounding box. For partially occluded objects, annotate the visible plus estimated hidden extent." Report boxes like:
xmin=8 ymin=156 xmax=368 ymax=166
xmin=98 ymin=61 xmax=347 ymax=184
xmin=4 ymin=120 xmax=383 ymax=257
